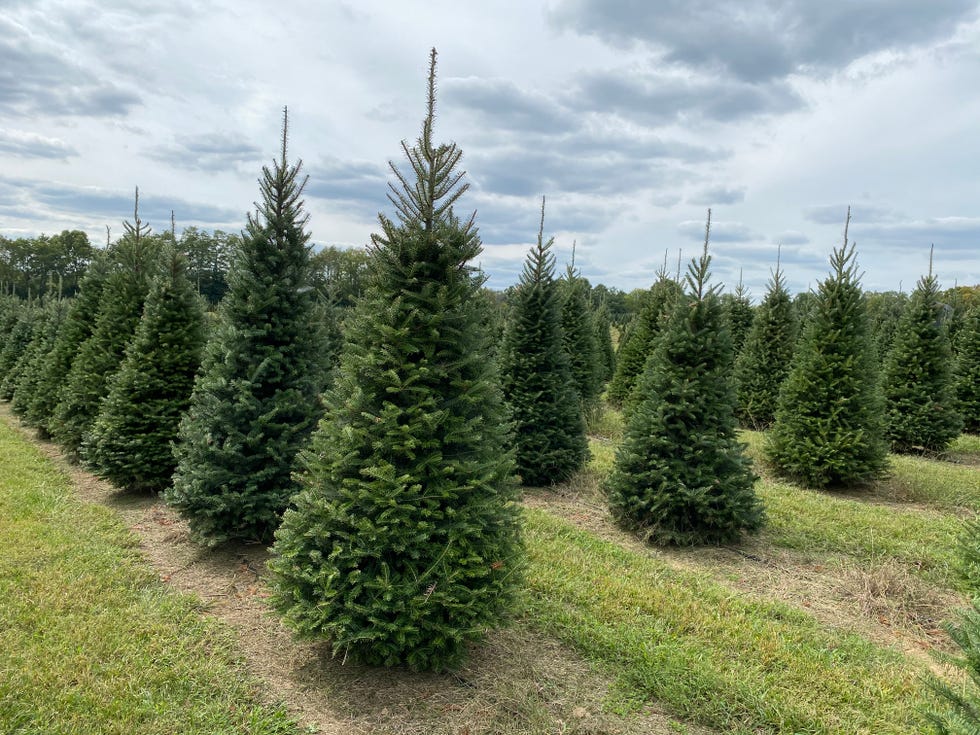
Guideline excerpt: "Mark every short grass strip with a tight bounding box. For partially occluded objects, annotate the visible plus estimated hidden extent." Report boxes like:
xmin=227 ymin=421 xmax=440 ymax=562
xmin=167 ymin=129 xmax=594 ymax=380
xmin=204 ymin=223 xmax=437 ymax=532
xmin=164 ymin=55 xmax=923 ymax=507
xmin=523 ymin=508 xmax=925 ymax=734
xmin=0 ymin=419 xmax=297 ymax=735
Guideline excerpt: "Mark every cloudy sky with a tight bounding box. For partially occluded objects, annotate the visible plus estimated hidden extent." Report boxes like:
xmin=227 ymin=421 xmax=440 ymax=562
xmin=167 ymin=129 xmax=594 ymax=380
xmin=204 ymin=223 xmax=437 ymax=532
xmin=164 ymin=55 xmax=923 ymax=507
xmin=3 ymin=1 xmax=979 ymax=296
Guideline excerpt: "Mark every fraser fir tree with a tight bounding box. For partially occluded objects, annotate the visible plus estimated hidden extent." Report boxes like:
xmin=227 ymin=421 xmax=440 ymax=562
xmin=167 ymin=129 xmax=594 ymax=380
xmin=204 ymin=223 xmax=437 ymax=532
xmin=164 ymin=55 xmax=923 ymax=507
xmin=166 ymin=110 xmax=326 ymax=545
xmin=26 ymin=256 xmax=110 ymax=436
xmin=607 ymin=213 xmax=763 ymax=545
xmin=724 ymin=272 xmax=754 ymax=358
xmin=607 ymin=266 xmax=681 ymax=406
xmin=953 ymin=306 xmax=980 ymax=434
xmin=51 ymin=197 xmax=157 ymax=454
xmin=766 ymin=211 xmax=888 ymax=488
xmin=882 ymin=254 xmax=961 ymax=453
xmin=925 ymin=600 xmax=980 ymax=734
xmin=0 ymin=302 xmax=37 ymax=399
xmin=560 ymin=258 xmax=603 ymax=417
xmin=593 ymin=300 xmax=616 ymax=384
xmin=499 ymin=199 xmax=588 ymax=485
xmin=10 ymin=298 xmax=69 ymax=417
xmin=734 ymin=258 xmax=798 ymax=429
xmin=85 ymin=244 xmax=205 ymax=492
xmin=269 ymin=51 xmax=522 ymax=671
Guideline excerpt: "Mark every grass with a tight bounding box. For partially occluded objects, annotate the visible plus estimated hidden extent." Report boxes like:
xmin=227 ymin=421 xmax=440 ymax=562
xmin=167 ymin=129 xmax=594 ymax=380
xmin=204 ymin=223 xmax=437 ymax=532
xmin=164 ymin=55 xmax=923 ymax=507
xmin=523 ymin=508 xmax=925 ymax=734
xmin=0 ymin=420 xmax=297 ymax=735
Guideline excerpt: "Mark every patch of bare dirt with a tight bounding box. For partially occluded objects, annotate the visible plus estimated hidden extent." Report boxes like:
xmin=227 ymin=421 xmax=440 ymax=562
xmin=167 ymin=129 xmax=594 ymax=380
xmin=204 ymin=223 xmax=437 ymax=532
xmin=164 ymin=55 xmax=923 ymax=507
xmin=526 ymin=468 xmax=962 ymax=673
xmin=1 ymin=406 xmax=710 ymax=735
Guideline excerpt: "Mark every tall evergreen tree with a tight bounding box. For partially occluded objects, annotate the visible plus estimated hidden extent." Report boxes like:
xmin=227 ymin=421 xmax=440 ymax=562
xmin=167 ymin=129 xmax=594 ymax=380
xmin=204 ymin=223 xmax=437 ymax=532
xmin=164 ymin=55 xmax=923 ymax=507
xmin=953 ymin=305 xmax=980 ymax=434
xmin=766 ymin=211 xmax=888 ymax=488
xmin=607 ymin=266 xmax=681 ymax=406
xmin=25 ymin=256 xmax=110 ymax=436
xmin=499 ymin=199 xmax=588 ymax=485
xmin=85 ymin=244 xmax=205 ymax=492
xmin=51 ymin=197 xmax=157 ymax=454
xmin=593 ymin=300 xmax=616 ymax=384
xmin=607 ymin=213 xmax=763 ymax=545
xmin=882 ymin=255 xmax=961 ymax=453
xmin=724 ymin=272 xmax=754 ymax=358
xmin=166 ymin=110 xmax=326 ymax=545
xmin=559 ymin=257 xmax=603 ymax=417
xmin=0 ymin=302 xmax=37 ymax=399
xmin=269 ymin=51 xmax=522 ymax=671
xmin=734 ymin=259 xmax=798 ymax=429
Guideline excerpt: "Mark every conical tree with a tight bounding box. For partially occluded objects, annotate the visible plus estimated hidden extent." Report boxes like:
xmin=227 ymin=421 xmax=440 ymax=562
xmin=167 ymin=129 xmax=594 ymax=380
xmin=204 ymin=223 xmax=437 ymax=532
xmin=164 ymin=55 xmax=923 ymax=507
xmin=51 ymin=199 xmax=157 ymax=455
xmin=269 ymin=51 xmax=522 ymax=671
xmin=607 ymin=267 xmax=682 ymax=406
xmin=882 ymin=254 xmax=961 ymax=453
xmin=10 ymin=298 xmax=70 ymax=417
xmin=559 ymin=258 xmax=603 ymax=419
xmin=85 ymin=244 xmax=205 ymax=492
xmin=499 ymin=199 xmax=588 ymax=485
xmin=0 ymin=302 xmax=38 ymax=400
xmin=166 ymin=110 xmax=327 ymax=545
xmin=26 ymin=255 xmax=111 ymax=436
xmin=607 ymin=212 xmax=763 ymax=545
xmin=593 ymin=300 xmax=616 ymax=385
xmin=724 ymin=272 xmax=754 ymax=358
xmin=766 ymin=211 xmax=888 ymax=488
xmin=954 ymin=305 xmax=980 ymax=434
xmin=734 ymin=258 xmax=798 ymax=430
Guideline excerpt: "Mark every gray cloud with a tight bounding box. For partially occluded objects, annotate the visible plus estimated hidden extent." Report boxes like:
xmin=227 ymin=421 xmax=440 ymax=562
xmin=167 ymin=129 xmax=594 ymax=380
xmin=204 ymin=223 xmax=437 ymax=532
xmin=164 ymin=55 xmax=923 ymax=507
xmin=773 ymin=230 xmax=810 ymax=245
xmin=567 ymin=68 xmax=804 ymax=124
xmin=305 ymin=157 xmax=389 ymax=220
xmin=444 ymin=77 xmax=579 ymax=135
xmin=804 ymin=203 xmax=898 ymax=225
xmin=0 ymin=129 xmax=77 ymax=159
xmin=678 ymin=218 xmax=758 ymax=243
xmin=147 ymin=133 xmax=262 ymax=173
xmin=0 ymin=16 xmax=140 ymax=117
xmin=855 ymin=216 xmax=980 ymax=254
xmin=688 ymin=185 xmax=746 ymax=205
xmin=551 ymin=0 xmax=977 ymax=82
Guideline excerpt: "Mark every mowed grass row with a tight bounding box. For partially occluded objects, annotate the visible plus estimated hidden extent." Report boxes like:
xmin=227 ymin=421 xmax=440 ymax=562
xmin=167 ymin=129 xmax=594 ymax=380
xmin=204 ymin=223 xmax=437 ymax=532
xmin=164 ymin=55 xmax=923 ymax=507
xmin=0 ymin=420 xmax=297 ymax=735
xmin=523 ymin=508 xmax=924 ymax=734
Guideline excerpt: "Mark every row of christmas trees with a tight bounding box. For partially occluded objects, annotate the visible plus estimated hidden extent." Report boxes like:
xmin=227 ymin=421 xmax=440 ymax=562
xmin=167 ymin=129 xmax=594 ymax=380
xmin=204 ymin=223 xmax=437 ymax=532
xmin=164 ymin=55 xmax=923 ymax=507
xmin=0 ymin=51 xmax=979 ymax=683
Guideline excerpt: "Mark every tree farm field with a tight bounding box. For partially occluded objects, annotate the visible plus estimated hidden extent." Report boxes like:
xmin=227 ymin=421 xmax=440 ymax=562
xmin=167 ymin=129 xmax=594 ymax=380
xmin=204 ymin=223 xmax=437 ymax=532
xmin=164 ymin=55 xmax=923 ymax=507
xmin=2 ymin=402 xmax=977 ymax=735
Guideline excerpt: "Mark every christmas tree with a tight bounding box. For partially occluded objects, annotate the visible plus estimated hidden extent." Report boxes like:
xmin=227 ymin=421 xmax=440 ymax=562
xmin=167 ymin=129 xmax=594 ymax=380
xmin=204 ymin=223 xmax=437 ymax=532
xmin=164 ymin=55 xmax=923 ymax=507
xmin=269 ymin=51 xmax=522 ymax=671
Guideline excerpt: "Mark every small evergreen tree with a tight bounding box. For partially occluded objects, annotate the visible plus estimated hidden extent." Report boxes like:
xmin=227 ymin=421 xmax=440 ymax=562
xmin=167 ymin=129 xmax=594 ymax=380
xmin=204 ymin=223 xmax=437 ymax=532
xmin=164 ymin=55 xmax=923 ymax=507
xmin=25 ymin=256 xmax=110 ymax=436
xmin=766 ymin=211 xmax=888 ymax=488
xmin=499 ymin=199 xmax=588 ymax=485
xmin=559 ymin=258 xmax=603 ymax=417
xmin=594 ymin=300 xmax=616 ymax=385
xmin=0 ymin=302 xmax=38 ymax=400
xmin=166 ymin=110 xmax=326 ymax=545
xmin=867 ymin=291 xmax=909 ymax=359
xmin=607 ymin=268 xmax=681 ymax=406
xmin=882 ymin=255 xmax=961 ymax=453
xmin=953 ymin=306 xmax=980 ymax=434
xmin=724 ymin=273 xmax=754 ymax=358
xmin=51 ymin=200 xmax=157 ymax=454
xmin=85 ymin=244 xmax=205 ymax=492
xmin=607 ymin=213 xmax=763 ymax=545
xmin=734 ymin=260 xmax=798 ymax=429
xmin=269 ymin=51 xmax=522 ymax=671
xmin=925 ymin=600 xmax=980 ymax=734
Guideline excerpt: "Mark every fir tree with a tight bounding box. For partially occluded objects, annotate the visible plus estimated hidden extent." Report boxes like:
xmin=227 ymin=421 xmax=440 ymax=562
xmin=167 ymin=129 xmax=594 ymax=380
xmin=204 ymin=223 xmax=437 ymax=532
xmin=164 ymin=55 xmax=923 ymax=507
xmin=953 ymin=305 xmax=980 ymax=434
xmin=925 ymin=600 xmax=980 ymax=734
xmin=166 ymin=110 xmax=326 ymax=545
xmin=499 ymin=199 xmax=588 ymax=485
xmin=766 ymin=211 xmax=888 ymax=488
xmin=51 ymin=197 xmax=157 ymax=454
xmin=882 ymin=253 xmax=961 ymax=453
xmin=734 ymin=258 xmax=798 ymax=430
xmin=269 ymin=51 xmax=522 ymax=671
xmin=559 ymin=256 xmax=603 ymax=417
xmin=10 ymin=298 xmax=69 ymax=417
xmin=593 ymin=300 xmax=616 ymax=384
xmin=607 ymin=212 xmax=763 ymax=545
xmin=85 ymin=244 xmax=205 ymax=492
xmin=0 ymin=302 xmax=38 ymax=400
xmin=724 ymin=272 xmax=754 ymax=358
xmin=26 ymin=256 xmax=110 ymax=436
xmin=607 ymin=267 xmax=681 ymax=406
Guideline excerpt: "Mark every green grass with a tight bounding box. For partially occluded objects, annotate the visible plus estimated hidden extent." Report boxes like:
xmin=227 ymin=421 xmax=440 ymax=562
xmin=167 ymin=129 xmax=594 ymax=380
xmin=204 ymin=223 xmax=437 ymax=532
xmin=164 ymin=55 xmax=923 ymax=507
xmin=0 ymin=420 xmax=297 ymax=735
xmin=523 ymin=508 xmax=925 ymax=734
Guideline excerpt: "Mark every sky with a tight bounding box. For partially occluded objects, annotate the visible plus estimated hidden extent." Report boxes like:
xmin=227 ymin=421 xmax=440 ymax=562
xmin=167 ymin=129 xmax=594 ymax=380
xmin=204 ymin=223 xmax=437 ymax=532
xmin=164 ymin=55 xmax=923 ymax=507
xmin=2 ymin=0 xmax=980 ymax=297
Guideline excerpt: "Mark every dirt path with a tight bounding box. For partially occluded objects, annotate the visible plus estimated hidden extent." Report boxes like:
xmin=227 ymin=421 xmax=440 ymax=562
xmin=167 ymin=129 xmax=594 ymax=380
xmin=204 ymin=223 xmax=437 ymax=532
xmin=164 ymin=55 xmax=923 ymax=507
xmin=1 ymin=405 xmax=710 ymax=735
